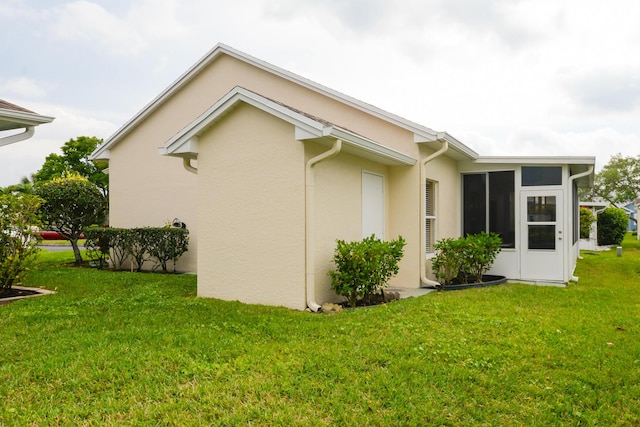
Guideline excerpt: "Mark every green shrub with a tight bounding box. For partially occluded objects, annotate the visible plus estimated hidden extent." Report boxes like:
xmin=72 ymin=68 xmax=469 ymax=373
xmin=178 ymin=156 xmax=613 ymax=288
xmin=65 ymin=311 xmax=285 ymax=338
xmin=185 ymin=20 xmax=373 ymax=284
xmin=460 ymin=232 xmax=502 ymax=283
xmin=147 ymin=227 xmax=190 ymax=273
xmin=431 ymin=232 xmax=502 ymax=286
xmin=0 ymin=193 xmax=43 ymax=292
xmin=328 ymin=235 xmax=405 ymax=307
xmin=431 ymin=238 xmax=465 ymax=286
xmin=84 ymin=226 xmax=189 ymax=273
xmin=580 ymin=207 xmax=596 ymax=239
xmin=597 ymin=207 xmax=627 ymax=245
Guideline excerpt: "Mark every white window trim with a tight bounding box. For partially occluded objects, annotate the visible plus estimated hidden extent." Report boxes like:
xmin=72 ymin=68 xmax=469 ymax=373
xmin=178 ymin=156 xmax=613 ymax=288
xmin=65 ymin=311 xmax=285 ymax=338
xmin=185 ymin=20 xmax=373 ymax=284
xmin=425 ymin=179 xmax=437 ymax=257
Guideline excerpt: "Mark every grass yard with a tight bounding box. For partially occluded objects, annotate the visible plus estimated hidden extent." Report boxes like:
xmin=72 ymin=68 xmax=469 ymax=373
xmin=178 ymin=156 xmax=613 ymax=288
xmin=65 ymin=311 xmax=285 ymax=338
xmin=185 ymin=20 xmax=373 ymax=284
xmin=1 ymin=236 xmax=640 ymax=425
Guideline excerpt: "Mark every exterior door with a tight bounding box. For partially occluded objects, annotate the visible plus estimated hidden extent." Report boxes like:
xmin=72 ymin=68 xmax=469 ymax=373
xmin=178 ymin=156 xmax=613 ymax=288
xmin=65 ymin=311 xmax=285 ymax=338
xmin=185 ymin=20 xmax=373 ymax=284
xmin=362 ymin=171 xmax=385 ymax=239
xmin=520 ymin=190 xmax=564 ymax=281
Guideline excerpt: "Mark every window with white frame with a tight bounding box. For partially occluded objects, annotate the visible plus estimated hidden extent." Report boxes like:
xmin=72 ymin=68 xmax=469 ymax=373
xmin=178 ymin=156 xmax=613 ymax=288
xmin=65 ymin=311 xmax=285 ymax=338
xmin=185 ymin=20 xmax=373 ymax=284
xmin=425 ymin=180 xmax=436 ymax=253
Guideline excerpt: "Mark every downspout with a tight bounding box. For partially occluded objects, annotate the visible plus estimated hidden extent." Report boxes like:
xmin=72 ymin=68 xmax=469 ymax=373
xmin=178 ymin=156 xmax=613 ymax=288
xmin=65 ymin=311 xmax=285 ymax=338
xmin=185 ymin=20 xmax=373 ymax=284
xmin=183 ymin=158 xmax=198 ymax=174
xmin=0 ymin=126 xmax=34 ymax=148
xmin=568 ymin=165 xmax=594 ymax=280
xmin=420 ymin=137 xmax=449 ymax=288
xmin=306 ymin=138 xmax=342 ymax=312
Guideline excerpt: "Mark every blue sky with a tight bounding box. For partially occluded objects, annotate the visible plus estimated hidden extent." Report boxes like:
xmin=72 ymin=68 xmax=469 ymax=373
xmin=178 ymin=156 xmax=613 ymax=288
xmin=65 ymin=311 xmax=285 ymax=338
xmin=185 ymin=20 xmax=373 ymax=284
xmin=1 ymin=0 xmax=639 ymax=186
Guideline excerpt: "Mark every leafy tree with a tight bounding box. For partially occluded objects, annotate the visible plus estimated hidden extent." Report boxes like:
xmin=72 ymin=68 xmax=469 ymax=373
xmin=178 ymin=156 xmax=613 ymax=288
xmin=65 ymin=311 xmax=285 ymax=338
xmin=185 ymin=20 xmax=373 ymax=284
xmin=0 ymin=177 xmax=34 ymax=195
xmin=0 ymin=193 xmax=43 ymax=292
xmin=597 ymin=207 xmax=628 ymax=246
xmin=579 ymin=207 xmax=596 ymax=239
xmin=36 ymin=173 xmax=108 ymax=265
xmin=33 ymin=136 xmax=108 ymax=196
xmin=592 ymin=154 xmax=640 ymax=219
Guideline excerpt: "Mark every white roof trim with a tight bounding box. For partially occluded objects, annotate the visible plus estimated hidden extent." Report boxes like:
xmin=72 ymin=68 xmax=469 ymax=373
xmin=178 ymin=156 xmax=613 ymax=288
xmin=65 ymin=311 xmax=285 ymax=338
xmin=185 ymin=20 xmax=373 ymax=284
xmin=160 ymin=87 xmax=416 ymax=166
xmin=0 ymin=107 xmax=54 ymax=129
xmin=474 ymin=156 xmax=596 ymax=165
xmin=93 ymin=43 xmax=473 ymax=161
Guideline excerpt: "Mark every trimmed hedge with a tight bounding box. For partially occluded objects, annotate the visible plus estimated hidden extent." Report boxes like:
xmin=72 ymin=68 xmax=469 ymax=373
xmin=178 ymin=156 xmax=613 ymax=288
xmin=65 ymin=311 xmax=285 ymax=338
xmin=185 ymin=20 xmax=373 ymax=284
xmin=328 ymin=235 xmax=406 ymax=307
xmin=597 ymin=207 xmax=628 ymax=246
xmin=84 ymin=227 xmax=189 ymax=273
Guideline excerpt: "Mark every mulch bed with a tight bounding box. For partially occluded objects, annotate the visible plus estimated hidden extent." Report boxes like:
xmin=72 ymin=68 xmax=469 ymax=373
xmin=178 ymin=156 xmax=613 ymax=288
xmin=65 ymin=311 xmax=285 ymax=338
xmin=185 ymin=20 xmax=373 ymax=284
xmin=0 ymin=287 xmax=51 ymax=305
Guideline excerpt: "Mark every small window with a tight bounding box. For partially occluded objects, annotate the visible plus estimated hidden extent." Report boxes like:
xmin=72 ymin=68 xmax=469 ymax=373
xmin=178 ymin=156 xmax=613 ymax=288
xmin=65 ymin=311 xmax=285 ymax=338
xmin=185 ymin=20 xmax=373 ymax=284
xmin=425 ymin=180 xmax=436 ymax=253
xmin=522 ymin=166 xmax=562 ymax=186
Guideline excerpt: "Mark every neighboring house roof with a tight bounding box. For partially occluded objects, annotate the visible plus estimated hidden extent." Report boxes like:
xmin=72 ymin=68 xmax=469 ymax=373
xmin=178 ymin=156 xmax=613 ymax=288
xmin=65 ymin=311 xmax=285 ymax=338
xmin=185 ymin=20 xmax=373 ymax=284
xmin=0 ymin=99 xmax=54 ymax=148
xmin=92 ymin=43 xmax=478 ymax=161
xmin=160 ymin=86 xmax=417 ymax=166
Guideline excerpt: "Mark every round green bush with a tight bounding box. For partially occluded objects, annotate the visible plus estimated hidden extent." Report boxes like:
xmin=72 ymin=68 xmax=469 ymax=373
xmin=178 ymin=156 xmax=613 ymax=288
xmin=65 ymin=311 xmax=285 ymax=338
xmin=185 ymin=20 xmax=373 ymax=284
xmin=597 ymin=207 xmax=628 ymax=245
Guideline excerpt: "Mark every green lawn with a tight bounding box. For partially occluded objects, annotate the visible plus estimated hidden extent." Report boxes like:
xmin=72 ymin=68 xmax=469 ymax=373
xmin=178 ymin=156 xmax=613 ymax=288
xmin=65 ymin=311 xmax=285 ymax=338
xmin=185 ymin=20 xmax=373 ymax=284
xmin=1 ymin=236 xmax=640 ymax=425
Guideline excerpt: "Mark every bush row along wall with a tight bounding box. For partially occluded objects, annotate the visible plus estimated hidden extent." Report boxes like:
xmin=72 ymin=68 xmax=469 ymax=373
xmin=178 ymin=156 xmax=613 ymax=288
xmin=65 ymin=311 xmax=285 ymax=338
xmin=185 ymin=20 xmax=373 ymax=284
xmin=84 ymin=227 xmax=190 ymax=273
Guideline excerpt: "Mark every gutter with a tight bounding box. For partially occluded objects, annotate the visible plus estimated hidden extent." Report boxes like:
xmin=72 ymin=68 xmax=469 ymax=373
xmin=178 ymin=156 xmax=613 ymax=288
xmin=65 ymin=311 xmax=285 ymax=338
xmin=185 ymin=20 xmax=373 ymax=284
xmin=305 ymin=139 xmax=342 ymax=312
xmin=568 ymin=165 xmax=594 ymax=280
xmin=183 ymin=158 xmax=198 ymax=174
xmin=420 ymin=137 xmax=449 ymax=288
xmin=0 ymin=126 xmax=34 ymax=148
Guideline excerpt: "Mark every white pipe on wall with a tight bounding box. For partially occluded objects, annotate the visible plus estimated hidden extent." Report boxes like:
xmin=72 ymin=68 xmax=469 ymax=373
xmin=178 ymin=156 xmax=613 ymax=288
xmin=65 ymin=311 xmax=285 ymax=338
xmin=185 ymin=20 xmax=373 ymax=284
xmin=420 ymin=138 xmax=449 ymax=288
xmin=305 ymin=139 xmax=342 ymax=312
xmin=0 ymin=126 xmax=34 ymax=148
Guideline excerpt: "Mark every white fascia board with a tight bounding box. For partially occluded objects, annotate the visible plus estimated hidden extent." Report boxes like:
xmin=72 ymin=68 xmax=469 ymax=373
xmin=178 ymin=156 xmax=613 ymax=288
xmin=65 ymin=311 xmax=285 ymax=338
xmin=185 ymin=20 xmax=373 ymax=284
xmin=414 ymin=131 xmax=478 ymax=160
xmin=0 ymin=109 xmax=54 ymax=127
xmin=328 ymin=126 xmax=416 ymax=166
xmin=475 ymin=156 xmax=596 ymax=165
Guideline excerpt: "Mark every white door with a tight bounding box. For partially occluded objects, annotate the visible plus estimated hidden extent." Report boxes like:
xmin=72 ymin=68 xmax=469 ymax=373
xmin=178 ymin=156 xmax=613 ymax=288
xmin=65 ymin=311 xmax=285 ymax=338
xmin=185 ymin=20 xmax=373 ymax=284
xmin=362 ymin=172 xmax=385 ymax=239
xmin=520 ymin=189 xmax=564 ymax=281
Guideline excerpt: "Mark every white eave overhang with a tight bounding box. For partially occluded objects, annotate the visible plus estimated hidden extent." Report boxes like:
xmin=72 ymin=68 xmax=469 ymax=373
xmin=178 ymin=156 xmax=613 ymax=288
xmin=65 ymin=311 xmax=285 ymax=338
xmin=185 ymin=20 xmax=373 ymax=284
xmin=0 ymin=107 xmax=54 ymax=148
xmin=159 ymin=87 xmax=416 ymax=167
xmin=414 ymin=131 xmax=478 ymax=161
xmin=0 ymin=108 xmax=54 ymax=131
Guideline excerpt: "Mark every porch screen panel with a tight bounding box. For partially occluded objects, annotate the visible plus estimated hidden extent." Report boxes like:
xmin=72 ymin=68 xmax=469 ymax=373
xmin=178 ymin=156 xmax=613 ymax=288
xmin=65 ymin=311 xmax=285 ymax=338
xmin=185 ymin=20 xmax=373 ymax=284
xmin=463 ymin=174 xmax=486 ymax=236
xmin=488 ymin=171 xmax=515 ymax=248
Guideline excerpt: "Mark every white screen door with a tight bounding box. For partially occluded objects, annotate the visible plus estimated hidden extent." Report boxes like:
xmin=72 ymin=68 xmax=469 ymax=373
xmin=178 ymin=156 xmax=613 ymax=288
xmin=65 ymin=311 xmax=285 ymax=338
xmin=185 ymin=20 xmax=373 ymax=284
xmin=520 ymin=189 xmax=564 ymax=281
xmin=362 ymin=172 xmax=385 ymax=239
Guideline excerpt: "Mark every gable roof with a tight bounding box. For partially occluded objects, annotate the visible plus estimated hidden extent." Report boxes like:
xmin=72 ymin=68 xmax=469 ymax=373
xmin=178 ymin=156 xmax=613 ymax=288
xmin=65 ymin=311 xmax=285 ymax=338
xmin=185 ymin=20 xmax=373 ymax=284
xmin=160 ymin=86 xmax=417 ymax=166
xmin=0 ymin=99 xmax=54 ymax=131
xmin=92 ymin=43 xmax=478 ymax=161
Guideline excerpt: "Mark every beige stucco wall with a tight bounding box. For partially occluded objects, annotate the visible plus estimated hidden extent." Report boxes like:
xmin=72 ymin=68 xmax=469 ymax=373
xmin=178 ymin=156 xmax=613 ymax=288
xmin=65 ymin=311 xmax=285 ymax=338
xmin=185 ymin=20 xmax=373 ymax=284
xmin=108 ymin=52 xmax=419 ymax=273
xmin=196 ymin=103 xmax=307 ymax=309
xmin=107 ymin=50 xmax=475 ymax=306
xmin=310 ymin=147 xmax=392 ymax=304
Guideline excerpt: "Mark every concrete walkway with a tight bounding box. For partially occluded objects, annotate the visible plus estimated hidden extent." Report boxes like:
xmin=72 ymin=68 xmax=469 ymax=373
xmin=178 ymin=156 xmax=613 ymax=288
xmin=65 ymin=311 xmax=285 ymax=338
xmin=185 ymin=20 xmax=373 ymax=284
xmin=387 ymin=286 xmax=435 ymax=299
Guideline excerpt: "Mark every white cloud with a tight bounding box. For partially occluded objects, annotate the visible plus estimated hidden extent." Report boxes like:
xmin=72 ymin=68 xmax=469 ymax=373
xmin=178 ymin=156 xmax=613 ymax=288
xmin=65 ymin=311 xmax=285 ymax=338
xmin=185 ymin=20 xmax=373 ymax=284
xmin=53 ymin=0 xmax=147 ymax=56
xmin=0 ymin=77 xmax=48 ymax=99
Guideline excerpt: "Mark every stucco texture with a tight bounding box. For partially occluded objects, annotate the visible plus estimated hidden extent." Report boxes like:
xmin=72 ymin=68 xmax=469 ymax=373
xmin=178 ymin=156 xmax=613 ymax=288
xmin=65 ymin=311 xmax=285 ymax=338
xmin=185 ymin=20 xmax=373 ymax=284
xmin=196 ymin=103 xmax=307 ymax=309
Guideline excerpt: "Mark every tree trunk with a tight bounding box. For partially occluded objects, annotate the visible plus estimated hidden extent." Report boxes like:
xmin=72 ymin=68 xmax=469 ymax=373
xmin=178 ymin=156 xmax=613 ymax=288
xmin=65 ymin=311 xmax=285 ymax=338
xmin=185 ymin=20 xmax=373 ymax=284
xmin=70 ymin=238 xmax=83 ymax=265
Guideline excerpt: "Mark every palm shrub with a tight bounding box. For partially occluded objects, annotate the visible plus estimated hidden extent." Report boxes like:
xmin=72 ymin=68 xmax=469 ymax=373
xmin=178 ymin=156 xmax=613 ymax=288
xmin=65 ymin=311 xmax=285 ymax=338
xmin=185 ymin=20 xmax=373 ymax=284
xmin=0 ymin=193 xmax=42 ymax=293
xmin=328 ymin=234 xmax=405 ymax=307
xmin=597 ymin=207 xmax=627 ymax=245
